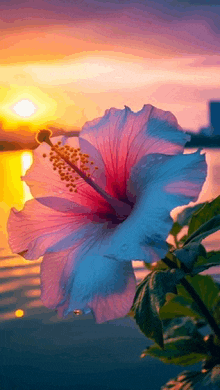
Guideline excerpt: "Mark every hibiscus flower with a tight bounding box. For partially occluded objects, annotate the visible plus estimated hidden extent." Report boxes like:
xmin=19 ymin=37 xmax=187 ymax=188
xmin=7 ymin=105 xmax=207 ymax=323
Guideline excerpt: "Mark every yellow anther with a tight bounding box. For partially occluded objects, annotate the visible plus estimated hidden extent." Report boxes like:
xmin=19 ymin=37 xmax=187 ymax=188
xmin=40 ymin=133 xmax=131 ymax=217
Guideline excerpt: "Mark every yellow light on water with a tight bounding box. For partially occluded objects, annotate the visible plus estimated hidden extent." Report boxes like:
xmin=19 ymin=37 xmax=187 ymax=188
xmin=22 ymin=152 xmax=33 ymax=173
xmin=15 ymin=309 xmax=24 ymax=318
xmin=12 ymin=99 xmax=37 ymax=118
xmin=22 ymin=152 xmax=33 ymax=203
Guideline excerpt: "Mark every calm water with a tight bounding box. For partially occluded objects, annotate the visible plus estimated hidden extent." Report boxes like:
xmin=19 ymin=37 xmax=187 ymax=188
xmin=0 ymin=148 xmax=220 ymax=322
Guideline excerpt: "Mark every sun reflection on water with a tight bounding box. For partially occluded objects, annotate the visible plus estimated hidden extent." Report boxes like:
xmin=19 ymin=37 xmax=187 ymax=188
xmin=21 ymin=151 xmax=33 ymax=203
xmin=15 ymin=309 xmax=24 ymax=317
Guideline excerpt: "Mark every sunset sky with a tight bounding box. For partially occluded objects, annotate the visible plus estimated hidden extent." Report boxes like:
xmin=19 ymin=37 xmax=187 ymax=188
xmin=0 ymin=0 xmax=220 ymax=142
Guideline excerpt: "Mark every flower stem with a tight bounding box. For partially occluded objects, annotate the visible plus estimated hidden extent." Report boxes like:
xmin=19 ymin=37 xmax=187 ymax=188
xmin=162 ymin=256 xmax=220 ymax=340
xmin=174 ymin=235 xmax=180 ymax=249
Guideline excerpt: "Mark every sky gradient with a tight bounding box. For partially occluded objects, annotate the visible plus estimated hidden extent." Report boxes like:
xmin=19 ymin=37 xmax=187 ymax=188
xmin=0 ymin=0 xmax=220 ymax=144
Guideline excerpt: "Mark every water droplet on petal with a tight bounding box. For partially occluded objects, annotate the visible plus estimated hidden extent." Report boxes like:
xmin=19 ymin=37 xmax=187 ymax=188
xmin=73 ymin=309 xmax=83 ymax=316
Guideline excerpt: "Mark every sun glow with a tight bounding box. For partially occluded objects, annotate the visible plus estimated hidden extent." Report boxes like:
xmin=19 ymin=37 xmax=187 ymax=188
xmin=0 ymin=86 xmax=58 ymax=130
xmin=12 ymin=99 xmax=37 ymax=118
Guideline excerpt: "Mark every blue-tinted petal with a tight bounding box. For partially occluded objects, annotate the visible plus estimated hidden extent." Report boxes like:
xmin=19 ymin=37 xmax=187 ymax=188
xmin=66 ymin=256 xmax=136 ymax=323
xmin=102 ymin=151 xmax=207 ymax=263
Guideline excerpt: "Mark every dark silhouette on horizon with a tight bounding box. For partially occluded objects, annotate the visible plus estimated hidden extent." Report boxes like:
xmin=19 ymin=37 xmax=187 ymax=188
xmin=0 ymin=100 xmax=219 ymax=151
xmin=0 ymin=126 xmax=80 ymax=152
xmin=186 ymin=100 xmax=220 ymax=148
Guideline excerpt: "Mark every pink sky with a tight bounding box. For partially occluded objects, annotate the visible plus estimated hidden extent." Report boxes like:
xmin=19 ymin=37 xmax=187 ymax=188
xmin=0 ymin=0 xmax=219 ymax=139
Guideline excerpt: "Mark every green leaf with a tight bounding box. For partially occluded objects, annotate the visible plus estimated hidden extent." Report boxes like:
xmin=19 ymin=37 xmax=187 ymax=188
xmin=161 ymin=367 xmax=220 ymax=390
xmin=213 ymin=293 xmax=220 ymax=327
xmin=175 ymin=243 xmax=206 ymax=272
xmin=145 ymin=336 xmax=208 ymax=366
xmin=192 ymin=263 xmax=220 ymax=276
xmin=195 ymin=252 xmax=220 ymax=267
xmin=207 ymin=251 xmax=220 ymax=263
xmin=132 ymin=270 xmax=184 ymax=349
xmin=184 ymin=215 xmax=220 ymax=246
xmin=176 ymin=202 xmax=207 ymax=227
xmin=143 ymin=259 xmax=170 ymax=271
xmin=160 ymin=275 xmax=220 ymax=321
xmin=144 ymin=250 xmax=178 ymax=272
xmin=179 ymin=234 xmax=189 ymax=245
xmin=160 ymin=292 xmax=204 ymax=320
xmin=185 ymin=274 xmax=220 ymax=315
xmin=188 ymin=196 xmax=220 ymax=237
xmin=191 ymin=251 xmax=220 ymax=275
xmin=170 ymin=221 xmax=182 ymax=236
xmin=144 ymin=317 xmax=208 ymax=366
xmin=163 ymin=317 xmax=204 ymax=339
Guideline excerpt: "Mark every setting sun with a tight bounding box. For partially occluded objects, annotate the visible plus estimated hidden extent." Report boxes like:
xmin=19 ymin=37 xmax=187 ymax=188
xmin=0 ymin=86 xmax=58 ymax=131
xmin=12 ymin=99 xmax=37 ymax=118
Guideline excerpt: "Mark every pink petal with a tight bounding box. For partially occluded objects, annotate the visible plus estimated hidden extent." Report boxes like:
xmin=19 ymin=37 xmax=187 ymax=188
xmin=66 ymin=255 xmax=136 ymax=323
xmin=102 ymin=151 xmax=207 ymax=263
xmin=7 ymin=198 xmax=95 ymax=259
xmin=40 ymin=236 xmax=136 ymax=323
xmin=40 ymin=248 xmax=72 ymax=308
xmin=23 ymin=135 xmax=109 ymax=212
xmin=40 ymin=223 xmax=107 ymax=310
xmin=80 ymin=105 xmax=190 ymax=199
xmin=88 ymin=267 xmax=136 ymax=323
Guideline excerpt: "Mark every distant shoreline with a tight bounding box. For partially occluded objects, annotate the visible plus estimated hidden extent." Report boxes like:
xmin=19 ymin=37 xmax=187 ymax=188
xmin=2 ymin=133 xmax=220 ymax=152
xmin=0 ymin=130 xmax=80 ymax=152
